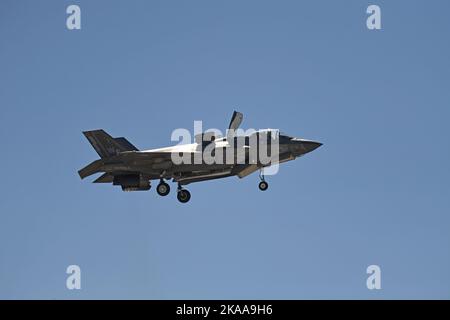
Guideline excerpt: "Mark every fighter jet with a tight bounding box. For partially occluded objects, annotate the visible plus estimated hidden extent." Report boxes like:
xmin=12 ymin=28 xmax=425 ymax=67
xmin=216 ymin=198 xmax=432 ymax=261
xmin=78 ymin=111 xmax=322 ymax=203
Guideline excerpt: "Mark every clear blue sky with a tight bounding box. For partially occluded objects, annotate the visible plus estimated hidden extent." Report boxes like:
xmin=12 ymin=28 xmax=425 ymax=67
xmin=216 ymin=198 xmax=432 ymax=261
xmin=1 ymin=0 xmax=449 ymax=299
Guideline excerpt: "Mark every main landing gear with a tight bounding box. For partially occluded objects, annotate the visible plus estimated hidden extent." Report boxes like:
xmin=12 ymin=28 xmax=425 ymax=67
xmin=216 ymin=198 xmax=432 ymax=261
xmin=156 ymin=178 xmax=191 ymax=203
xmin=258 ymin=170 xmax=269 ymax=191
xmin=156 ymin=179 xmax=170 ymax=196
xmin=177 ymin=183 xmax=191 ymax=203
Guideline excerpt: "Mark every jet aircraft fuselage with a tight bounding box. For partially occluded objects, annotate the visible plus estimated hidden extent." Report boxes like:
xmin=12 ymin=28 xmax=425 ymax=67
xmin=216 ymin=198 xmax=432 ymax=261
xmin=79 ymin=111 xmax=322 ymax=203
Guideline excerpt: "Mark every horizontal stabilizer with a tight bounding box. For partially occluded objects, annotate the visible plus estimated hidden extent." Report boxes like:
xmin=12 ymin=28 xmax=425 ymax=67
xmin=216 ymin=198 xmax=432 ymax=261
xmin=78 ymin=159 xmax=103 ymax=179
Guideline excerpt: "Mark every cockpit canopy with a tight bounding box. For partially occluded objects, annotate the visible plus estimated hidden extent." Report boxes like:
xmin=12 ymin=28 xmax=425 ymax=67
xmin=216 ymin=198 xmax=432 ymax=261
xmin=195 ymin=128 xmax=292 ymax=146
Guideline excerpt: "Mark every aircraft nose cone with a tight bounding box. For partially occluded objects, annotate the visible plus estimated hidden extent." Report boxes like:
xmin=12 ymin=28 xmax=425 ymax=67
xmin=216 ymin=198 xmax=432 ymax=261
xmin=290 ymin=138 xmax=322 ymax=155
xmin=303 ymin=141 xmax=322 ymax=152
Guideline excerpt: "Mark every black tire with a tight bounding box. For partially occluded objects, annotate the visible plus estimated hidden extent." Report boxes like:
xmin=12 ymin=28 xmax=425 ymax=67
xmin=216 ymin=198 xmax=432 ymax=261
xmin=156 ymin=182 xmax=170 ymax=196
xmin=177 ymin=189 xmax=191 ymax=203
xmin=258 ymin=181 xmax=268 ymax=191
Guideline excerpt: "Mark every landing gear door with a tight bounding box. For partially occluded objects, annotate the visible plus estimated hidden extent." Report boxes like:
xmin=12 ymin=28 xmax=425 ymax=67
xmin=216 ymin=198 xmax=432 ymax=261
xmin=228 ymin=111 xmax=243 ymax=132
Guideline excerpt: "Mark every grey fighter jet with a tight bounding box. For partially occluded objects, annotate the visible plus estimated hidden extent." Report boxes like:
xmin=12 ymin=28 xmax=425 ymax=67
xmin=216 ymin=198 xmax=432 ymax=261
xmin=78 ymin=111 xmax=322 ymax=203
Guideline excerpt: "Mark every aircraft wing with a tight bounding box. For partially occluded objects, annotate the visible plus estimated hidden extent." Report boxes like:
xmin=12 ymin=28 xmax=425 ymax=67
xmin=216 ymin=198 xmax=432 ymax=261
xmin=174 ymin=164 xmax=259 ymax=185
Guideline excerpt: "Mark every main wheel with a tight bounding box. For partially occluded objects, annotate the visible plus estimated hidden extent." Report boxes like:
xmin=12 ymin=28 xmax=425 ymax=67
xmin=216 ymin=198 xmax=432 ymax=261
xmin=156 ymin=182 xmax=170 ymax=196
xmin=177 ymin=189 xmax=191 ymax=203
xmin=258 ymin=181 xmax=268 ymax=191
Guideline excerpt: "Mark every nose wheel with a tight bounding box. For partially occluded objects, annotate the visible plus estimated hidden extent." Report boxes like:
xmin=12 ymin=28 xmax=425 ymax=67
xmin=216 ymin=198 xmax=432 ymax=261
xmin=258 ymin=170 xmax=269 ymax=191
xmin=156 ymin=180 xmax=170 ymax=196
xmin=258 ymin=181 xmax=268 ymax=191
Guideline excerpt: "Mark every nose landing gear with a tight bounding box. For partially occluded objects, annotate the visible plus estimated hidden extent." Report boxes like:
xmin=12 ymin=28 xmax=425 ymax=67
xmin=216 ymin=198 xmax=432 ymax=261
xmin=258 ymin=180 xmax=269 ymax=191
xmin=258 ymin=170 xmax=269 ymax=191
